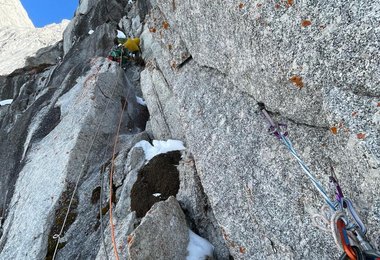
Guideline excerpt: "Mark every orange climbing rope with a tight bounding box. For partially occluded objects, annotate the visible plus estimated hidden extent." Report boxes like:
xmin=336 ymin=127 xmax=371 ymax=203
xmin=337 ymin=219 xmax=357 ymax=260
xmin=109 ymin=99 xmax=127 ymax=260
xmin=52 ymin=62 xmax=114 ymax=260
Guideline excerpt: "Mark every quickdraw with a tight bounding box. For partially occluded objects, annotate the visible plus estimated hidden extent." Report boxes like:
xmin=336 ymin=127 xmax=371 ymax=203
xmin=259 ymin=104 xmax=380 ymax=260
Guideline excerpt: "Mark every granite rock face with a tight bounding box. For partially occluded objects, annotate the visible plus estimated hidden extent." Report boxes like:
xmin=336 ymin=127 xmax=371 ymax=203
xmin=1 ymin=0 xmax=379 ymax=259
xmin=0 ymin=21 xmax=69 ymax=75
xmin=128 ymin=196 xmax=189 ymax=260
xmin=25 ymin=41 xmax=64 ymax=68
xmin=0 ymin=0 xmax=149 ymax=257
xmin=139 ymin=1 xmax=380 ymax=259
xmin=154 ymin=0 xmax=380 ymax=126
xmin=0 ymin=0 xmax=68 ymax=75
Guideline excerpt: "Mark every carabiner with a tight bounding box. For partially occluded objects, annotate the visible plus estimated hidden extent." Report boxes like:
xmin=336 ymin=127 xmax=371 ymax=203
xmin=337 ymin=219 xmax=357 ymax=260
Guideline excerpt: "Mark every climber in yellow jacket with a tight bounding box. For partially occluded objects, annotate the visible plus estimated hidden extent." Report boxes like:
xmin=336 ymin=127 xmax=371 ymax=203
xmin=123 ymin=38 xmax=140 ymax=56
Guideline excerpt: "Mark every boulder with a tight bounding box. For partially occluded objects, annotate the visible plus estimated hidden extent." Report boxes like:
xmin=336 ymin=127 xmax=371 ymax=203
xmin=127 ymin=196 xmax=189 ymax=260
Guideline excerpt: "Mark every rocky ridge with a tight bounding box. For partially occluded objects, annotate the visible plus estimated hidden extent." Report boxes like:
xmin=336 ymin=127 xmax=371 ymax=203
xmin=0 ymin=0 xmax=34 ymax=28
xmin=0 ymin=0 xmax=69 ymax=75
xmin=0 ymin=0 xmax=379 ymax=259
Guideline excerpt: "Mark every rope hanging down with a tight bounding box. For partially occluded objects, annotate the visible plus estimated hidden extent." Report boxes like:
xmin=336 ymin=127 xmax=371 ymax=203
xmin=108 ymin=99 xmax=128 ymax=260
xmin=259 ymin=104 xmax=380 ymax=260
xmin=99 ymin=139 xmax=111 ymax=260
xmin=52 ymin=63 xmax=118 ymax=260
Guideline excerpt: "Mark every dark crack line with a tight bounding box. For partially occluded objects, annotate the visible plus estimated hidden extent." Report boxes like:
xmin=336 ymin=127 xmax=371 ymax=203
xmin=97 ymin=85 xmax=112 ymax=100
xmin=176 ymin=56 xmax=193 ymax=70
xmin=285 ymin=115 xmax=328 ymax=131
xmin=198 ymin=63 xmax=228 ymax=77
xmin=151 ymin=83 xmax=172 ymax=137
xmin=190 ymin=57 xmax=329 ymax=130
xmin=258 ymin=103 xmax=329 ymax=131
xmin=349 ymin=89 xmax=380 ymax=99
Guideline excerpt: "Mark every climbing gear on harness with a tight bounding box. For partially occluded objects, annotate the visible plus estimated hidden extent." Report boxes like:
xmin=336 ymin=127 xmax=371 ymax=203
xmin=260 ymin=104 xmax=380 ymax=260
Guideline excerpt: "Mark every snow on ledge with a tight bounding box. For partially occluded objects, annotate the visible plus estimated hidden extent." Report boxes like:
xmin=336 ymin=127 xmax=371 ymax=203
xmin=133 ymin=139 xmax=186 ymax=161
xmin=0 ymin=99 xmax=13 ymax=106
xmin=136 ymin=96 xmax=146 ymax=106
xmin=117 ymin=30 xmax=126 ymax=38
xmin=186 ymin=230 xmax=214 ymax=260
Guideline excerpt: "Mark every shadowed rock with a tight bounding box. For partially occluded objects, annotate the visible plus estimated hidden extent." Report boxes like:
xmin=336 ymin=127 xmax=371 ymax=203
xmin=128 ymin=196 xmax=189 ymax=260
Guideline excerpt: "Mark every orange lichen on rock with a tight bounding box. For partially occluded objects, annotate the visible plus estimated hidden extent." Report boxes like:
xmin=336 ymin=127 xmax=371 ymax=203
xmin=149 ymin=27 xmax=156 ymax=33
xmin=301 ymin=20 xmax=312 ymax=27
xmin=289 ymin=75 xmax=304 ymax=89
xmin=352 ymin=111 xmax=358 ymax=117
xmin=286 ymin=0 xmax=294 ymax=6
xmin=127 ymin=235 xmax=134 ymax=244
xmin=357 ymin=133 xmax=366 ymax=139
xmin=377 ymin=102 xmax=380 ymax=107
xmin=239 ymin=247 xmax=246 ymax=254
xmin=275 ymin=3 xmax=281 ymax=9
xmin=239 ymin=3 xmax=244 ymax=9
xmin=162 ymin=21 xmax=170 ymax=29
xmin=330 ymin=127 xmax=338 ymax=135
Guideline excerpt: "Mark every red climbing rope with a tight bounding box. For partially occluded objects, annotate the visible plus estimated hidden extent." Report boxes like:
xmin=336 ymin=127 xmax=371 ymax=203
xmin=337 ymin=219 xmax=356 ymax=260
xmin=109 ymin=99 xmax=127 ymax=260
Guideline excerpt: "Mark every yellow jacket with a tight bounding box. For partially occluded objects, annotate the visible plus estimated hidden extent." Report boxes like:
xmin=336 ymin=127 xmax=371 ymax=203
xmin=123 ymin=38 xmax=140 ymax=52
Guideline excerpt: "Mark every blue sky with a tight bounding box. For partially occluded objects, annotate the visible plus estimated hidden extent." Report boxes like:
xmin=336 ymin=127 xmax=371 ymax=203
xmin=21 ymin=0 xmax=78 ymax=27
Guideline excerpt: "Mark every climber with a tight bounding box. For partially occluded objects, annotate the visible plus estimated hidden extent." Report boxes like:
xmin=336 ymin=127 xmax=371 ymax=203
xmin=123 ymin=37 xmax=140 ymax=58
xmin=108 ymin=37 xmax=124 ymax=63
xmin=108 ymin=37 xmax=142 ymax=67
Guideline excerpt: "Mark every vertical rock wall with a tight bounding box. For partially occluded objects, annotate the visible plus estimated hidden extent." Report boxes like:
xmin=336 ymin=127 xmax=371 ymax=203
xmin=139 ymin=1 xmax=380 ymax=259
xmin=0 ymin=0 xmax=379 ymax=259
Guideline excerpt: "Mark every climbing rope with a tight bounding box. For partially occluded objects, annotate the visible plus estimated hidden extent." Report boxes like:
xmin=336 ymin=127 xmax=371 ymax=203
xmin=108 ymin=99 xmax=127 ymax=260
xmin=52 ymin=62 xmax=119 ymax=260
xmin=261 ymin=108 xmax=336 ymax=209
xmin=99 ymin=135 xmax=111 ymax=260
xmin=260 ymin=105 xmax=380 ymax=259
xmin=99 ymin=165 xmax=110 ymax=260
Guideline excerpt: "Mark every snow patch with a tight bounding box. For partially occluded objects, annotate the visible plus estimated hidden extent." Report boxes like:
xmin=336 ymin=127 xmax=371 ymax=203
xmin=117 ymin=30 xmax=126 ymax=38
xmin=0 ymin=99 xmax=13 ymax=106
xmin=133 ymin=139 xmax=186 ymax=161
xmin=152 ymin=193 xmax=161 ymax=197
xmin=88 ymin=29 xmax=94 ymax=35
xmin=136 ymin=96 xmax=146 ymax=106
xmin=186 ymin=230 xmax=214 ymax=260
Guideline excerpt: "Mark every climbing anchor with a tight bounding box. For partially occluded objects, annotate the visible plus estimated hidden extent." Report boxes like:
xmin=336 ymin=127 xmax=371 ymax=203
xmin=259 ymin=104 xmax=380 ymax=260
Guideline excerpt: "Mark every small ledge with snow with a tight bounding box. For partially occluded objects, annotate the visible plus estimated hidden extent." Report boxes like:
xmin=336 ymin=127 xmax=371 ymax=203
xmin=117 ymin=30 xmax=126 ymax=38
xmin=0 ymin=99 xmax=13 ymax=106
xmin=133 ymin=139 xmax=186 ymax=161
xmin=136 ymin=96 xmax=146 ymax=106
xmin=187 ymin=230 xmax=214 ymax=260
